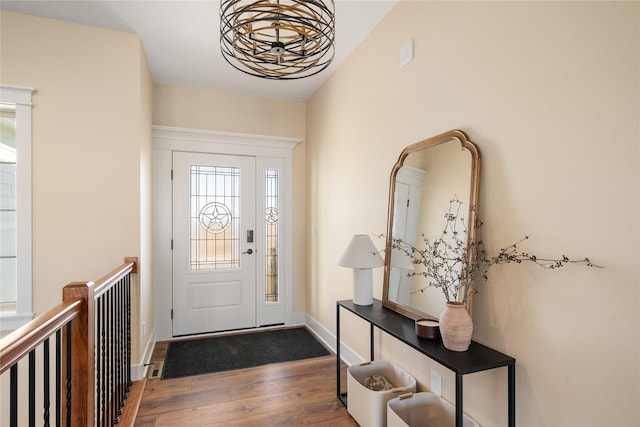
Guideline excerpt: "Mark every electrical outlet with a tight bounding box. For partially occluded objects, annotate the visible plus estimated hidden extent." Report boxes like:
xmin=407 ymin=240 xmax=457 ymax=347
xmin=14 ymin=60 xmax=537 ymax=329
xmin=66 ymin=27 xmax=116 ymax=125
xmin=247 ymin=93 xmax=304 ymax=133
xmin=430 ymin=370 xmax=442 ymax=396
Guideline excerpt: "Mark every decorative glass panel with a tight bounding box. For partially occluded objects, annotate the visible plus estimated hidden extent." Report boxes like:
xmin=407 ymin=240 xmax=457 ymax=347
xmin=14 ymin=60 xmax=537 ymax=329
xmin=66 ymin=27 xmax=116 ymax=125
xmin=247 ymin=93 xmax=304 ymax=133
xmin=190 ymin=165 xmax=240 ymax=270
xmin=265 ymin=169 xmax=279 ymax=302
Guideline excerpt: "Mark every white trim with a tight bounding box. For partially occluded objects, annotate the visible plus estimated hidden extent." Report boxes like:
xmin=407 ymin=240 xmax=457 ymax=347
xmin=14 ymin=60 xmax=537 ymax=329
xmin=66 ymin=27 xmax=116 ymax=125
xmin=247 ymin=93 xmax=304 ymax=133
xmin=283 ymin=159 xmax=295 ymax=325
xmin=153 ymin=125 xmax=301 ymax=158
xmin=0 ymin=85 xmax=35 ymax=330
xmin=131 ymin=327 xmax=156 ymax=381
xmin=305 ymin=314 xmax=361 ymax=367
xmin=152 ymin=126 xmax=301 ymax=340
xmin=153 ymin=148 xmax=173 ymax=341
xmin=0 ymin=85 xmax=35 ymax=106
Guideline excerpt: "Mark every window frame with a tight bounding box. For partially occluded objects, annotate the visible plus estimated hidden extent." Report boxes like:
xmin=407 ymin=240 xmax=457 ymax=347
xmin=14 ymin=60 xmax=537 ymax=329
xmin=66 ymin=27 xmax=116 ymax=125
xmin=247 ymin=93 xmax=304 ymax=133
xmin=0 ymin=85 xmax=35 ymax=330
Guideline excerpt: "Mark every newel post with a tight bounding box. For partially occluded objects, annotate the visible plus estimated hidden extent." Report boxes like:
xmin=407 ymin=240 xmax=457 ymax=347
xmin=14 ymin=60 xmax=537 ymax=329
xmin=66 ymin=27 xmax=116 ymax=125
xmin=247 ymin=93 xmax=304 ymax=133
xmin=63 ymin=281 xmax=95 ymax=426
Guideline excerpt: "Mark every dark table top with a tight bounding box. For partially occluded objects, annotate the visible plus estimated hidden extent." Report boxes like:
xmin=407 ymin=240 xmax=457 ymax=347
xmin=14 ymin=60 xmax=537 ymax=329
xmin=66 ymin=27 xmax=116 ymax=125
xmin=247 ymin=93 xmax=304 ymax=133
xmin=337 ymin=299 xmax=515 ymax=375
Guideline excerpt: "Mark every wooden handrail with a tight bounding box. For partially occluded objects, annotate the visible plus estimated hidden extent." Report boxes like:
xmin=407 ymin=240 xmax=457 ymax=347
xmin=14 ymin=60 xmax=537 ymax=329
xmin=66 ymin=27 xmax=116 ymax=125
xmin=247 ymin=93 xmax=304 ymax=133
xmin=93 ymin=259 xmax=136 ymax=299
xmin=0 ymin=298 xmax=82 ymax=375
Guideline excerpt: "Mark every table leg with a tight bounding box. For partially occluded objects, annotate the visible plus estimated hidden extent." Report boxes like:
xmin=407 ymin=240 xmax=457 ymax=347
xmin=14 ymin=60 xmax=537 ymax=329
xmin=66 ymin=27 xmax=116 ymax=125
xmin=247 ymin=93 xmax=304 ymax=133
xmin=336 ymin=304 xmax=347 ymax=406
xmin=455 ymin=373 xmax=463 ymax=427
xmin=370 ymin=323 xmax=374 ymax=361
xmin=508 ymin=363 xmax=516 ymax=427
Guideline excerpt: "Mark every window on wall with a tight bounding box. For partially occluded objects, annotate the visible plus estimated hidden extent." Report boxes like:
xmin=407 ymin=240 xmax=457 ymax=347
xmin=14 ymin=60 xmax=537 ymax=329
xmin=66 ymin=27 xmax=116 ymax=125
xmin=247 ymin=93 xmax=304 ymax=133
xmin=1 ymin=106 xmax=17 ymax=313
xmin=265 ymin=169 xmax=279 ymax=302
xmin=0 ymin=85 xmax=34 ymax=330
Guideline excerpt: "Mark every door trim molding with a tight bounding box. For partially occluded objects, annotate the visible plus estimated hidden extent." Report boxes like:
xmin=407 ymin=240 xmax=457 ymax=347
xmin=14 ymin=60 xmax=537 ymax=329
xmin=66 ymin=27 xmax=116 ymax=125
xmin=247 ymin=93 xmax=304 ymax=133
xmin=153 ymin=125 xmax=300 ymax=157
xmin=152 ymin=126 xmax=301 ymax=340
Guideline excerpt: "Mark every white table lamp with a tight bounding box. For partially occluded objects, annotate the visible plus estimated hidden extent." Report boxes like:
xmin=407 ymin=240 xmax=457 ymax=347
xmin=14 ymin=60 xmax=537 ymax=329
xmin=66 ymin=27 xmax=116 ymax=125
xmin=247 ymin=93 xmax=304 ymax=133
xmin=338 ymin=234 xmax=384 ymax=305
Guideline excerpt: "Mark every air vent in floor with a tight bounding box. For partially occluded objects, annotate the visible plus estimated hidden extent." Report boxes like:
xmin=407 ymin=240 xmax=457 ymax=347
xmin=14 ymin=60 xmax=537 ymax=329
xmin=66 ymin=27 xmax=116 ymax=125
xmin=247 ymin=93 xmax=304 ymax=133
xmin=147 ymin=361 xmax=164 ymax=379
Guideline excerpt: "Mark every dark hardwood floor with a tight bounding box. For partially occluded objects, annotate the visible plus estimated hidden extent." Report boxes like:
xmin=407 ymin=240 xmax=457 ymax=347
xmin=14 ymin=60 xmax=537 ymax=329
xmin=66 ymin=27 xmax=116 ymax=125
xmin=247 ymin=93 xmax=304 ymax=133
xmin=134 ymin=340 xmax=358 ymax=426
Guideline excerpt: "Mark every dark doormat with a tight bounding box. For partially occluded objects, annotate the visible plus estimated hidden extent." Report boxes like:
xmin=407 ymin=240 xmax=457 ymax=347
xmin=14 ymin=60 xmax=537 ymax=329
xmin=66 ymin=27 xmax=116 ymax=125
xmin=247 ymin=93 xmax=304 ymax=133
xmin=162 ymin=327 xmax=331 ymax=379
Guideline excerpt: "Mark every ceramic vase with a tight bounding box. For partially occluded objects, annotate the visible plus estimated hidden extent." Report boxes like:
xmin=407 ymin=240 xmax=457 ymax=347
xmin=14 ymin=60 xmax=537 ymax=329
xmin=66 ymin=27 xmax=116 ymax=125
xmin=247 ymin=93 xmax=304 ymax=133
xmin=439 ymin=302 xmax=473 ymax=351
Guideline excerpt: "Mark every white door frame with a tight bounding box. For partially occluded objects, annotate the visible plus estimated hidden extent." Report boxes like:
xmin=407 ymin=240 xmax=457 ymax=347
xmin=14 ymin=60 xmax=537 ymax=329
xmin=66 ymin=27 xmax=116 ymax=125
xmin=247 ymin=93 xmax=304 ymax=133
xmin=152 ymin=125 xmax=301 ymax=340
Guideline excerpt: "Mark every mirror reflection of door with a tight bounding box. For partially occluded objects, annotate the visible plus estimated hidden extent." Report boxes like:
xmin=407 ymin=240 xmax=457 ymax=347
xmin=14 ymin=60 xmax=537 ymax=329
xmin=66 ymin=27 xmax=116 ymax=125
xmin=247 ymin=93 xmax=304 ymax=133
xmin=389 ymin=166 xmax=425 ymax=305
xmin=172 ymin=152 xmax=257 ymax=336
xmin=411 ymin=141 xmax=472 ymax=316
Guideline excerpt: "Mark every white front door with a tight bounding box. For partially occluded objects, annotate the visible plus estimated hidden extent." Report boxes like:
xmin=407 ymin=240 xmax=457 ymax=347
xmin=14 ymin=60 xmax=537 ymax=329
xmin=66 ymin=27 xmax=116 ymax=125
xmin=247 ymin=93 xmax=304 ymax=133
xmin=172 ymin=152 xmax=256 ymax=335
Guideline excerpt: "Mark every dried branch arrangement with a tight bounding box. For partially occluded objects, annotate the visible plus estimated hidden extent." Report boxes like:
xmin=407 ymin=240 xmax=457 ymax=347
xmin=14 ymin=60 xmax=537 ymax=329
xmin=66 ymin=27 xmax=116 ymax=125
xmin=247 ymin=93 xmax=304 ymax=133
xmin=379 ymin=197 xmax=602 ymax=304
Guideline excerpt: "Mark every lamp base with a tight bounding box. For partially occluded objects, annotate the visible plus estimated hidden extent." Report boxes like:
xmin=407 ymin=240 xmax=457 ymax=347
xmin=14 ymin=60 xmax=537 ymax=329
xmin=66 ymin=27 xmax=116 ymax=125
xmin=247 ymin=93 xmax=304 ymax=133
xmin=352 ymin=269 xmax=373 ymax=306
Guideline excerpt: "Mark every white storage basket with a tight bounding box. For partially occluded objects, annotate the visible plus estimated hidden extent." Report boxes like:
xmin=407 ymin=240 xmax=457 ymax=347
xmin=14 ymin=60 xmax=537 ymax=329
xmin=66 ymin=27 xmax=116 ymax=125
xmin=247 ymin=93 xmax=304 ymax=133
xmin=347 ymin=361 xmax=417 ymax=427
xmin=387 ymin=392 xmax=479 ymax=427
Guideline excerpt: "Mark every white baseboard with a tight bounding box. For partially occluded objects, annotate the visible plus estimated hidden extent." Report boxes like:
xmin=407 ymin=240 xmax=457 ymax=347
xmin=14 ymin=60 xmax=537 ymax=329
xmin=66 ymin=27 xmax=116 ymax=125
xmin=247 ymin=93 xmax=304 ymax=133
xmin=131 ymin=328 xmax=156 ymax=381
xmin=305 ymin=314 xmax=362 ymax=367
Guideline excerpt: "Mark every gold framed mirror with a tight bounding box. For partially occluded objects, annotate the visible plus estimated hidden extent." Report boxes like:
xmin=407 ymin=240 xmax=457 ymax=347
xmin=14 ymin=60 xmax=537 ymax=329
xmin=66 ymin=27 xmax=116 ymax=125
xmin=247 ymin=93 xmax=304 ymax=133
xmin=382 ymin=130 xmax=481 ymax=320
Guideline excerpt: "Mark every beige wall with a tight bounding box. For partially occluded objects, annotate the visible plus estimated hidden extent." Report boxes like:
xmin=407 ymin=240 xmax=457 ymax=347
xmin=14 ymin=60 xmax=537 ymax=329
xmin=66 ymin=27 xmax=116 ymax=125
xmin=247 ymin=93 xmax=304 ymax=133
xmin=152 ymin=84 xmax=308 ymax=315
xmin=0 ymin=11 xmax=153 ymax=364
xmin=306 ymin=2 xmax=639 ymax=425
xmin=153 ymin=84 xmax=305 ymax=138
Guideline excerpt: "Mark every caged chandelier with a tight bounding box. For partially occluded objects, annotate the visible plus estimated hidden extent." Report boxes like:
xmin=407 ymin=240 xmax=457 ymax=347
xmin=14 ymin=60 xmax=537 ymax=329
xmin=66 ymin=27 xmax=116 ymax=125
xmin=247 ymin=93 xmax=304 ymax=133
xmin=220 ymin=0 xmax=335 ymax=80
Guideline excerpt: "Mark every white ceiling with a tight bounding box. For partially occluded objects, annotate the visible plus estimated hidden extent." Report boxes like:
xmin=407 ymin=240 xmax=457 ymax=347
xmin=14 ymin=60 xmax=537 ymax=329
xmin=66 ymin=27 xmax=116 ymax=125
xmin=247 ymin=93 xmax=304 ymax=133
xmin=1 ymin=0 xmax=397 ymax=102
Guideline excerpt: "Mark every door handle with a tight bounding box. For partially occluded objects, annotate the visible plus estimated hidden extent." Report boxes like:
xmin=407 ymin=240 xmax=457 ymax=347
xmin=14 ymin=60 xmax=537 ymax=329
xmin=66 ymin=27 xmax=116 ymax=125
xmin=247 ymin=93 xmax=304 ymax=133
xmin=242 ymin=248 xmax=254 ymax=255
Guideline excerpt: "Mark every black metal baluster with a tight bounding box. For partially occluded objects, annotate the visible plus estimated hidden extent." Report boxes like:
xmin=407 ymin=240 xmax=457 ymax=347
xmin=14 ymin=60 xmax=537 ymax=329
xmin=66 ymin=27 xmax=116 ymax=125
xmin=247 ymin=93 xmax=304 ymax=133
xmin=121 ymin=277 xmax=127 ymax=399
xmin=125 ymin=273 xmax=131 ymax=392
xmin=120 ymin=277 xmax=127 ymax=401
xmin=116 ymin=279 xmax=123 ymax=417
xmin=10 ymin=364 xmax=18 ymax=427
xmin=106 ymin=289 xmax=111 ymax=426
xmin=44 ymin=338 xmax=51 ymax=427
xmin=107 ymin=288 xmax=112 ymax=425
xmin=120 ymin=278 xmax=126 ymax=400
xmin=29 ymin=349 xmax=36 ymax=427
xmin=110 ymin=287 xmax=117 ymax=425
xmin=112 ymin=286 xmax=120 ymax=425
xmin=121 ymin=276 xmax=127 ymax=399
xmin=96 ymin=294 xmax=102 ymax=426
xmin=65 ymin=323 xmax=71 ymax=427
xmin=113 ymin=281 xmax=119 ymax=421
xmin=101 ymin=294 xmax=107 ymax=427
xmin=56 ymin=330 xmax=61 ymax=427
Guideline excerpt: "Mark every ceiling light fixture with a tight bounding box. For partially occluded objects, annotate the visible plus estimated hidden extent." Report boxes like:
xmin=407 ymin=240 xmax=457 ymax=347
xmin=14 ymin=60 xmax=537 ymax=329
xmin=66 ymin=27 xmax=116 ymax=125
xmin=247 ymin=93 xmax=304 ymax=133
xmin=220 ymin=0 xmax=335 ymax=80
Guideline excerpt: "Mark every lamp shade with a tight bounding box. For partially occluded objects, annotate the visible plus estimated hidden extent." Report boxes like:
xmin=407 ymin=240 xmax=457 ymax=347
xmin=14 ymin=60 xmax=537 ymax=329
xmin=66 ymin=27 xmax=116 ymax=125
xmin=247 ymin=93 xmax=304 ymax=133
xmin=338 ymin=235 xmax=384 ymax=269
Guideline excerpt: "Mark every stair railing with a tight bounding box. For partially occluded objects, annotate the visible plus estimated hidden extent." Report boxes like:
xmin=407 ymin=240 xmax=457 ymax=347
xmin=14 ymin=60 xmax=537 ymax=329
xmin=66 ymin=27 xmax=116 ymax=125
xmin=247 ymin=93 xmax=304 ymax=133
xmin=0 ymin=257 xmax=137 ymax=426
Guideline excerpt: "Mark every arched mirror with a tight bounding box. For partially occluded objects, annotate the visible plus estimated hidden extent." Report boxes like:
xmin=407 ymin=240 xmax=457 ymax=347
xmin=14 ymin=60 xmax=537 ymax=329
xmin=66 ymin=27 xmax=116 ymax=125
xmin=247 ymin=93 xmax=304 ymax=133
xmin=382 ymin=130 xmax=481 ymax=320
